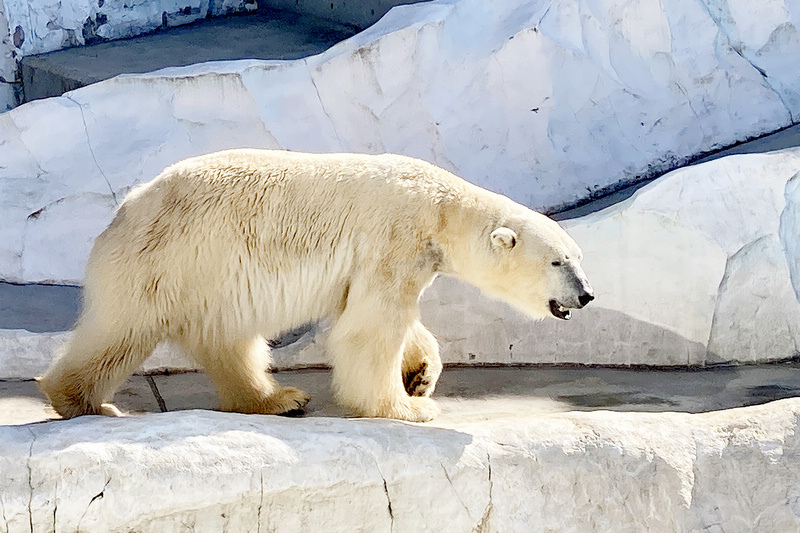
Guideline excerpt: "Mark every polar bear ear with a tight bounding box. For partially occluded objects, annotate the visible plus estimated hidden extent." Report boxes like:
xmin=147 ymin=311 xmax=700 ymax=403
xmin=490 ymin=227 xmax=517 ymax=250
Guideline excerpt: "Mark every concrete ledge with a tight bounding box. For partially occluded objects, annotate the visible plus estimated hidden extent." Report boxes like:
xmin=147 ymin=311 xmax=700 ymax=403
xmin=3 ymin=397 xmax=800 ymax=532
xmin=18 ymin=8 xmax=357 ymax=102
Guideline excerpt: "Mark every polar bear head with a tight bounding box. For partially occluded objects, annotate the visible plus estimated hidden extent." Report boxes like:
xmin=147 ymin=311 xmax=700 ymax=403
xmin=465 ymin=211 xmax=594 ymax=321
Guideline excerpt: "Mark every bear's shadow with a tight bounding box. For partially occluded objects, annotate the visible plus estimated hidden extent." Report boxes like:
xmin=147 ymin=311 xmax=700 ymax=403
xmin=4 ymin=362 xmax=799 ymax=425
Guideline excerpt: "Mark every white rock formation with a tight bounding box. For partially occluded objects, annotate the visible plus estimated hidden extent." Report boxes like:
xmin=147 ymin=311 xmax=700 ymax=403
xmin=2 ymin=0 xmax=254 ymax=57
xmin=3 ymin=0 xmax=800 ymax=283
xmin=2 ymin=399 xmax=800 ymax=532
xmin=2 ymin=0 xmax=800 ymax=374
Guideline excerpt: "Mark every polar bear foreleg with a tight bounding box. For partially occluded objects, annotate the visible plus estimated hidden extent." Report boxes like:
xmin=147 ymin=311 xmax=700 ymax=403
xmin=327 ymin=284 xmax=440 ymax=422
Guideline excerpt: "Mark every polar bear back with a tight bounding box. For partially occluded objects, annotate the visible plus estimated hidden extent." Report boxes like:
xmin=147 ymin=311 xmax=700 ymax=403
xmin=84 ymin=150 xmax=467 ymax=340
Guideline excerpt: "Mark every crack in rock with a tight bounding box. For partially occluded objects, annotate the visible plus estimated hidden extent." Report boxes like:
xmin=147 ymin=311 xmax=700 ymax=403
xmin=1 ymin=496 xmax=8 ymax=533
xmin=696 ymin=0 xmax=795 ymax=122
xmin=63 ymin=95 xmax=118 ymax=205
xmin=26 ymin=197 xmax=66 ymax=220
xmin=728 ymin=45 xmax=794 ymax=123
xmin=364 ymin=451 xmax=395 ymax=531
xmin=26 ymin=427 xmax=35 ymax=533
xmin=474 ymin=452 xmax=494 ymax=533
xmin=304 ymin=58 xmax=344 ymax=148
xmin=381 ymin=475 xmax=394 ymax=531
xmin=26 ymin=192 xmax=118 ymax=221
xmin=52 ymin=480 xmax=57 ymax=533
xmin=76 ymin=477 xmax=111 ymax=531
xmin=440 ymin=462 xmax=472 ymax=520
xmin=256 ymin=470 xmax=264 ymax=533
xmin=536 ymin=0 xmax=553 ymax=28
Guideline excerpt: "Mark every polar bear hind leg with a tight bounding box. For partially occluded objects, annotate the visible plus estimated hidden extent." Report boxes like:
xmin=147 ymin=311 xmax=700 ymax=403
xmin=181 ymin=335 xmax=310 ymax=415
xmin=38 ymin=323 xmax=159 ymax=419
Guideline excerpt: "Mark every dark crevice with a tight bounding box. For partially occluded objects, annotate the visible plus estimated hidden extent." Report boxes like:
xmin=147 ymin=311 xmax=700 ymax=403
xmin=146 ymin=375 xmax=168 ymax=412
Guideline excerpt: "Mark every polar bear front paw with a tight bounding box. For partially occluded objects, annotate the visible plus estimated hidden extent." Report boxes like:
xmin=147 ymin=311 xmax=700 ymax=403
xmin=270 ymin=387 xmax=311 ymax=416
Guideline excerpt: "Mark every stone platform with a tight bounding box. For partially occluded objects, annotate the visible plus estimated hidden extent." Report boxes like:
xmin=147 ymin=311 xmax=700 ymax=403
xmin=18 ymin=7 xmax=358 ymax=102
xmin=3 ymin=365 xmax=800 ymax=532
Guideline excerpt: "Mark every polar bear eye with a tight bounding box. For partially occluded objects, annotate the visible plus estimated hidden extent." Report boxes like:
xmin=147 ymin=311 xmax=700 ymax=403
xmin=551 ymin=260 xmax=562 ymax=267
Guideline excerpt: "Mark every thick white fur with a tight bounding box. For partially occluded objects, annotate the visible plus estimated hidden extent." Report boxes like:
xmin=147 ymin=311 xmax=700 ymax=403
xmin=39 ymin=150 xmax=589 ymax=422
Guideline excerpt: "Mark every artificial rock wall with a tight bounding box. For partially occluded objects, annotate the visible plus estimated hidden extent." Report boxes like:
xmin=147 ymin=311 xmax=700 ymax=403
xmin=3 ymin=402 xmax=800 ymax=532
xmin=1 ymin=0 xmax=800 ymax=372
xmin=0 ymin=0 xmax=258 ymax=109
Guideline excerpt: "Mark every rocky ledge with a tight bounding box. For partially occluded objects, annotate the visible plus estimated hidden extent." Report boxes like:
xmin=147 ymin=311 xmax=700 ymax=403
xmin=2 ymin=397 xmax=800 ymax=532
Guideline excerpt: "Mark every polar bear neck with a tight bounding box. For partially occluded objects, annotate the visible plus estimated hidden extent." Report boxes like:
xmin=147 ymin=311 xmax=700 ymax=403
xmin=429 ymin=182 xmax=518 ymax=274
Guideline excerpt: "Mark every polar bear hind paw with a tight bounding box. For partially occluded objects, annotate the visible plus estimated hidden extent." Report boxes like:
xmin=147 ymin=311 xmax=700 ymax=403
xmin=220 ymin=386 xmax=311 ymax=416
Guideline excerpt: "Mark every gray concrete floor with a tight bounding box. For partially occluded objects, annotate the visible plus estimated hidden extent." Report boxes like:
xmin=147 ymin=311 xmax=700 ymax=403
xmin=0 ymin=282 xmax=80 ymax=332
xmin=4 ymin=364 xmax=800 ymax=426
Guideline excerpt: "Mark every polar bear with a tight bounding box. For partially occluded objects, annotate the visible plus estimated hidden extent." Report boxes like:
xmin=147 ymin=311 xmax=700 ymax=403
xmin=39 ymin=150 xmax=593 ymax=422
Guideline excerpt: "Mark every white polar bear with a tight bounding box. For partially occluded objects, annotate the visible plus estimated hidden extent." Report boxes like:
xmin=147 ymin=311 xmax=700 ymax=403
xmin=39 ymin=150 xmax=593 ymax=422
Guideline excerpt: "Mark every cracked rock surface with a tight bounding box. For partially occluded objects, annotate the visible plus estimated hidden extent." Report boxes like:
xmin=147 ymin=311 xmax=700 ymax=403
xmin=2 ymin=398 xmax=800 ymax=532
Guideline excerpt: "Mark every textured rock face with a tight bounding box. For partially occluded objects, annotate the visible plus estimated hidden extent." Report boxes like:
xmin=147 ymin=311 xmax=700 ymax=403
xmin=2 ymin=400 xmax=800 ymax=532
xmin=0 ymin=0 xmax=255 ymax=109
xmin=2 ymin=0 xmax=800 ymax=283
xmin=2 ymin=0 xmax=254 ymax=56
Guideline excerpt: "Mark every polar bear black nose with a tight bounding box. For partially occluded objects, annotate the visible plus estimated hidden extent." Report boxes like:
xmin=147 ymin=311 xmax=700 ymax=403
xmin=578 ymin=292 xmax=594 ymax=307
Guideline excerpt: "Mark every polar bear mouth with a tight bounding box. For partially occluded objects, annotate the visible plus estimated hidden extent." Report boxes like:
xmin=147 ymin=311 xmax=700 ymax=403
xmin=549 ymin=300 xmax=571 ymax=320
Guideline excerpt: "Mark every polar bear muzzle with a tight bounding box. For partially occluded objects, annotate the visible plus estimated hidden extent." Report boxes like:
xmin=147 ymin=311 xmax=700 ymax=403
xmin=549 ymin=299 xmax=572 ymax=320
